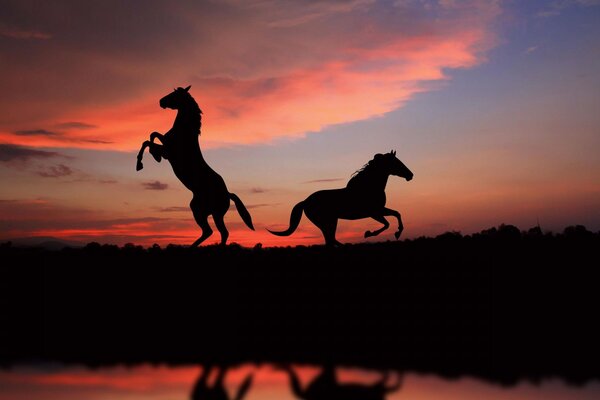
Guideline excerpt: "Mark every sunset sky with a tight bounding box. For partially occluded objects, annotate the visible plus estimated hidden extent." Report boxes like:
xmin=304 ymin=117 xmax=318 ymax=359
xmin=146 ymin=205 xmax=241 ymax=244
xmin=1 ymin=0 xmax=599 ymax=246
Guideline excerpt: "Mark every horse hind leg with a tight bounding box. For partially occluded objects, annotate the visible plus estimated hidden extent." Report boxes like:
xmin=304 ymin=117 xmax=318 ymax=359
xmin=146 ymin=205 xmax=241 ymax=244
xmin=305 ymin=206 xmax=341 ymax=247
xmin=213 ymin=213 xmax=229 ymax=245
xmin=318 ymin=218 xmax=342 ymax=247
xmin=190 ymin=199 xmax=213 ymax=247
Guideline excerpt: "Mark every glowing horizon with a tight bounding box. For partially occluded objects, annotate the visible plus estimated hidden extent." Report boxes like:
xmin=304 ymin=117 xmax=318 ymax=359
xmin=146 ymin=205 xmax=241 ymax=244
xmin=1 ymin=0 xmax=599 ymax=247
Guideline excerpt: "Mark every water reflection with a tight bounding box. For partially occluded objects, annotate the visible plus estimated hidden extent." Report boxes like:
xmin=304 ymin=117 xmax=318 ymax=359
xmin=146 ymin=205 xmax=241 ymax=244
xmin=0 ymin=364 xmax=598 ymax=400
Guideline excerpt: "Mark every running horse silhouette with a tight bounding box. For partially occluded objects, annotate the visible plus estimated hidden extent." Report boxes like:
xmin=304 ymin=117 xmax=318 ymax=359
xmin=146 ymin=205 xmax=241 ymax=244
xmin=269 ymin=151 xmax=413 ymax=245
xmin=190 ymin=366 xmax=253 ymax=400
xmin=280 ymin=365 xmax=402 ymax=400
xmin=136 ymin=86 xmax=254 ymax=246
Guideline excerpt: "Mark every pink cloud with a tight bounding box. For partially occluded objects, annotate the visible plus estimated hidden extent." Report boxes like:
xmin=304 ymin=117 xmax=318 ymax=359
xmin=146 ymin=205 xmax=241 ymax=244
xmin=0 ymin=1 xmax=501 ymax=150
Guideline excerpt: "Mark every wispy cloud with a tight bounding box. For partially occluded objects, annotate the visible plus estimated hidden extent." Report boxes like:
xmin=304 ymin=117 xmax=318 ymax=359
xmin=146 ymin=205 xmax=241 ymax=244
xmin=525 ymin=46 xmax=538 ymax=55
xmin=249 ymin=187 xmax=268 ymax=194
xmin=231 ymin=203 xmax=279 ymax=210
xmin=257 ymin=0 xmax=375 ymax=27
xmin=156 ymin=206 xmax=189 ymax=212
xmin=142 ymin=180 xmax=169 ymax=191
xmin=0 ymin=26 xmax=51 ymax=40
xmin=14 ymin=129 xmax=61 ymax=137
xmin=11 ymin=127 xmax=112 ymax=145
xmin=37 ymin=164 xmax=73 ymax=178
xmin=246 ymin=203 xmax=279 ymax=209
xmin=78 ymin=138 xmax=114 ymax=144
xmin=55 ymin=122 xmax=97 ymax=130
xmin=537 ymin=0 xmax=600 ymax=18
xmin=303 ymin=178 xmax=344 ymax=184
xmin=0 ymin=197 xmax=194 ymax=244
xmin=0 ymin=144 xmax=61 ymax=163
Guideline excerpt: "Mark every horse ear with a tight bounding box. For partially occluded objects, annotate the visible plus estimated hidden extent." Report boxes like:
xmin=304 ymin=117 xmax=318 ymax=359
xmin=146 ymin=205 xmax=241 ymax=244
xmin=392 ymin=150 xmax=396 ymax=156
xmin=184 ymin=85 xmax=191 ymax=92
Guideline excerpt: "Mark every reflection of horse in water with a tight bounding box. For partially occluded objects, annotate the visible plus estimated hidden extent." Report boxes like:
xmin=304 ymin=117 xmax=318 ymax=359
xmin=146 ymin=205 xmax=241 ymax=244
xmin=191 ymin=366 xmax=253 ymax=400
xmin=136 ymin=86 xmax=254 ymax=246
xmin=269 ymin=151 xmax=413 ymax=246
xmin=281 ymin=365 xmax=402 ymax=400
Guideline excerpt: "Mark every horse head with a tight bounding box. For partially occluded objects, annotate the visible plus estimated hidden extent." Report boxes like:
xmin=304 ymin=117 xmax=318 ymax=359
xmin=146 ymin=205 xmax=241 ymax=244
xmin=376 ymin=150 xmax=413 ymax=181
xmin=159 ymin=85 xmax=192 ymax=109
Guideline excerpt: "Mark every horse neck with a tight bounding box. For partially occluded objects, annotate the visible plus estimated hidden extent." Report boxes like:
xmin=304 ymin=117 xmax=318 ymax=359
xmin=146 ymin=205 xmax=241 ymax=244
xmin=170 ymin=106 xmax=210 ymax=169
xmin=173 ymin=103 xmax=201 ymax=134
xmin=369 ymin=173 xmax=389 ymax=191
xmin=348 ymin=169 xmax=390 ymax=192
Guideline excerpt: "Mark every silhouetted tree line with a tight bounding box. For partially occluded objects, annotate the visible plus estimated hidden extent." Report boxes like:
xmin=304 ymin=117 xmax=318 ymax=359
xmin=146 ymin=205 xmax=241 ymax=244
xmin=1 ymin=224 xmax=598 ymax=386
xmin=1 ymin=224 xmax=596 ymax=255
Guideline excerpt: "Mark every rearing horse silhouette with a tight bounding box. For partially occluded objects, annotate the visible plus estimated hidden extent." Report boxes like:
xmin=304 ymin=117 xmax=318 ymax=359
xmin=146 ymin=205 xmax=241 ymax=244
xmin=136 ymin=86 xmax=254 ymax=246
xmin=269 ymin=151 xmax=413 ymax=246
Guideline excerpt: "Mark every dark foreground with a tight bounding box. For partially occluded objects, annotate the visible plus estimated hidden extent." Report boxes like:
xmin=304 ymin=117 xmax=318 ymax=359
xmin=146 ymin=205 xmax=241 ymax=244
xmin=1 ymin=225 xmax=599 ymax=386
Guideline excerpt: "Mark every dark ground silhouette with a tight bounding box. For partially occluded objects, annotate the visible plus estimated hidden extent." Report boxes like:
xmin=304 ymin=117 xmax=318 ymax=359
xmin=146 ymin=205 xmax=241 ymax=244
xmin=280 ymin=365 xmax=402 ymax=400
xmin=1 ymin=224 xmax=599 ymax=386
xmin=136 ymin=86 xmax=254 ymax=246
xmin=269 ymin=151 xmax=413 ymax=245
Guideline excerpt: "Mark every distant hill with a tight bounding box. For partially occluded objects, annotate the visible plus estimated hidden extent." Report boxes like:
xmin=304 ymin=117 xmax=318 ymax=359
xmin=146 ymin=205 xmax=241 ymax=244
xmin=4 ymin=236 xmax=85 ymax=250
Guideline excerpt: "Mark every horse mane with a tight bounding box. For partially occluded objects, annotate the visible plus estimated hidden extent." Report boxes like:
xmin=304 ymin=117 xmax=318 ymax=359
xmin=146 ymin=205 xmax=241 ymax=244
xmin=180 ymin=90 xmax=203 ymax=136
xmin=347 ymin=157 xmax=380 ymax=188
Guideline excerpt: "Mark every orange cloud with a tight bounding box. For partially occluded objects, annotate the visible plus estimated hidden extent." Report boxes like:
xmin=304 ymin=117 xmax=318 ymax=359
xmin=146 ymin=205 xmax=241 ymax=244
xmin=0 ymin=1 xmax=500 ymax=150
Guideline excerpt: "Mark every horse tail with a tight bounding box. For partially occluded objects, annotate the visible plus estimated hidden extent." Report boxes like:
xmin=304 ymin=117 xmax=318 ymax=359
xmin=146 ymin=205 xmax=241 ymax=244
xmin=229 ymin=193 xmax=255 ymax=230
xmin=268 ymin=201 xmax=304 ymax=236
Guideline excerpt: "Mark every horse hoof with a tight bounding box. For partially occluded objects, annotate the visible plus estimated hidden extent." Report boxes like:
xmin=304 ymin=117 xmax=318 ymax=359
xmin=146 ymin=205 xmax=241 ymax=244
xmin=394 ymin=231 xmax=401 ymax=240
xmin=364 ymin=231 xmax=372 ymax=238
xmin=136 ymin=161 xmax=143 ymax=171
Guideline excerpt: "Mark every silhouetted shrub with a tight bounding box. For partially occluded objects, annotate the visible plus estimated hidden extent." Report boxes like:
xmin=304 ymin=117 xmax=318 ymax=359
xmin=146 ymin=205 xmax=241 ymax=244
xmin=497 ymin=224 xmax=521 ymax=240
xmin=526 ymin=226 xmax=543 ymax=237
xmin=563 ymin=225 xmax=593 ymax=239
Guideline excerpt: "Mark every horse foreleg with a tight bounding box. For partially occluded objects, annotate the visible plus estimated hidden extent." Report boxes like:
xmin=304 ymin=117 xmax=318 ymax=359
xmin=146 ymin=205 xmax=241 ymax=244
xmin=364 ymin=215 xmax=390 ymax=238
xmin=150 ymin=131 xmax=165 ymax=144
xmin=136 ymin=140 xmax=150 ymax=171
xmin=148 ymin=132 xmax=168 ymax=162
xmin=136 ymin=141 xmax=165 ymax=170
xmin=382 ymin=207 xmax=403 ymax=239
xmin=136 ymin=131 xmax=166 ymax=171
xmin=148 ymin=142 xmax=164 ymax=163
